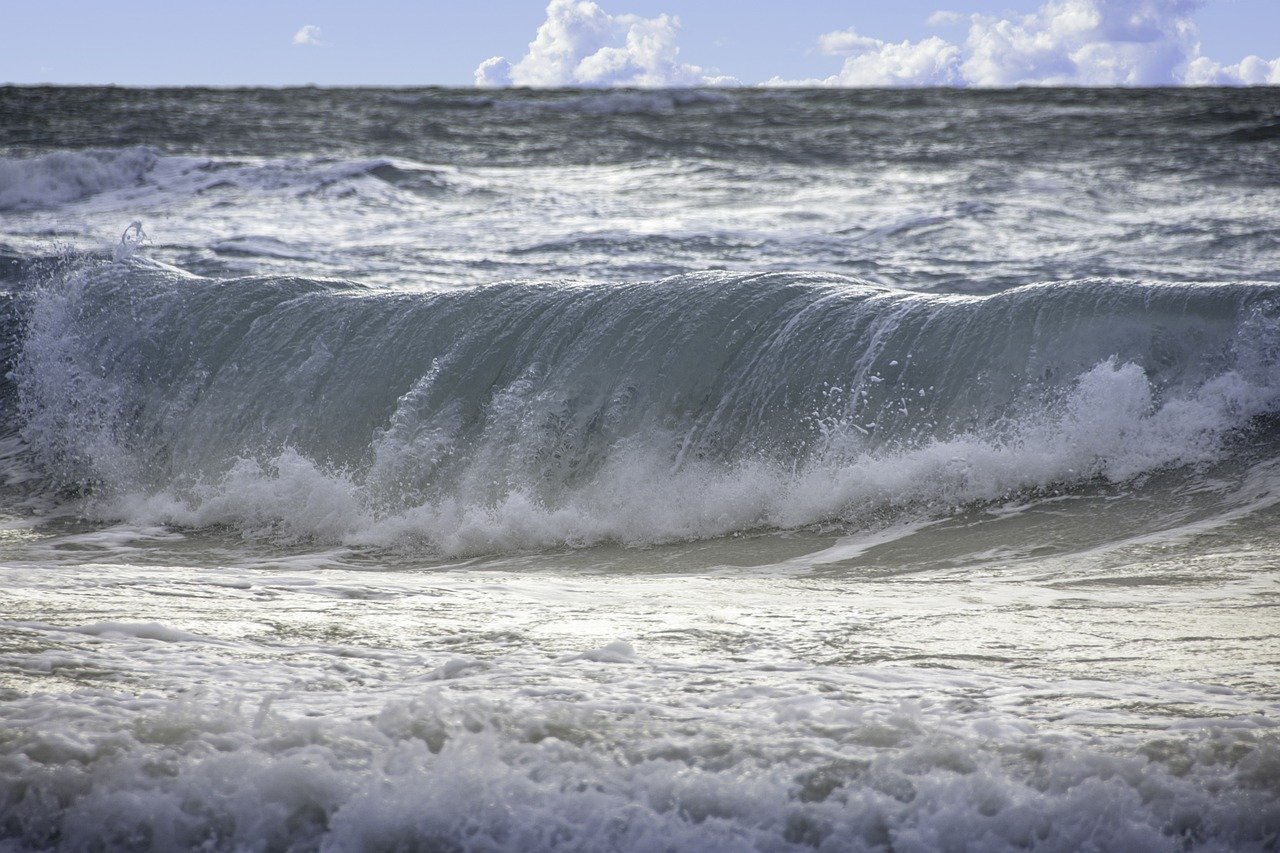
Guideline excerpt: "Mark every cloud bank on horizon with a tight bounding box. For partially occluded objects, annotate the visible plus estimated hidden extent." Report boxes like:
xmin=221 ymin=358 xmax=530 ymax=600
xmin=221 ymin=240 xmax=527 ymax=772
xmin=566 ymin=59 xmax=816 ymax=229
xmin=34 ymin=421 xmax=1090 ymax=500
xmin=476 ymin=0 xmax=1279 ymax=87
xmin=475 ymin=0 xmax=737 ymax=87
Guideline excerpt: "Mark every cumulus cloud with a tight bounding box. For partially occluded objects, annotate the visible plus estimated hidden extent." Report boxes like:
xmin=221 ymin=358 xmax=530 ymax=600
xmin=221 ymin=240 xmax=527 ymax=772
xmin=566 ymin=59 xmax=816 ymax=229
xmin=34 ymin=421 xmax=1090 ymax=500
xmin=833 ymin=35 xmax=962 ymax=86
xmin=1185 ymin=54 xmax=1280 ymax=85
xmin=474 ymin=0 xmax=735 ymax=87
xmin=475 ymin=56 xmax=513 ymax=87
xmin=794 ymin=0 xmax=1280 ymax=87
xmin=960 ymin=0 xmax=1200 ymax=85
xmin=292 ymin=25 xmax=324 ymax=47
xmin=816 ymin=28 xmax=884 ymax=56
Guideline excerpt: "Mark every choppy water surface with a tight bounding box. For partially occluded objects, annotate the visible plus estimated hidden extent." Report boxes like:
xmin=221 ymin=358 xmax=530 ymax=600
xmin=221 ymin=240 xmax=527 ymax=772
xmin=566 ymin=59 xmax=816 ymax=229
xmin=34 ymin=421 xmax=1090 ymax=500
xmin=0 ymin=87 xmax=1278 ymax=851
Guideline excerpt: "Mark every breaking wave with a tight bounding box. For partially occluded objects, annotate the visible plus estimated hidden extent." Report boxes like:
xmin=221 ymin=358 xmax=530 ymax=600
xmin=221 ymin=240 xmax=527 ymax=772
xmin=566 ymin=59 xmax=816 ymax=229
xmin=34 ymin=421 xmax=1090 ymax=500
xmin=9 ymin=258 xmax=1280 ymax=554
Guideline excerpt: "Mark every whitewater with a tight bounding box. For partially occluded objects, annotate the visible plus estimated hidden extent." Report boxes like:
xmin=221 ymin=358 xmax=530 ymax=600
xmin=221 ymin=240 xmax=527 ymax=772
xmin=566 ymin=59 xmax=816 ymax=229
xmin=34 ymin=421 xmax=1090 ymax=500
xmin=0 ymin=86 xmax=1278 ymax=851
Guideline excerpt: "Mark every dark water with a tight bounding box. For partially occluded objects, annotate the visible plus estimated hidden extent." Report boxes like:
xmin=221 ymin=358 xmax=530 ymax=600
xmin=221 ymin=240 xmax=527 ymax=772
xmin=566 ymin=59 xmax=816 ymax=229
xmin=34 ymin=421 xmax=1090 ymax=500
xmin=6 ymin=86 xmax=1280 ymax=167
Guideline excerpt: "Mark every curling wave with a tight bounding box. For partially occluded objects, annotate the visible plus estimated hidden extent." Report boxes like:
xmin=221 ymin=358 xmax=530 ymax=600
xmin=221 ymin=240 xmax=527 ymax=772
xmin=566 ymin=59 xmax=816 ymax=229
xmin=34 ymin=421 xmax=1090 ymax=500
xmin=10 ymin=258 xmax=1280 ymax=553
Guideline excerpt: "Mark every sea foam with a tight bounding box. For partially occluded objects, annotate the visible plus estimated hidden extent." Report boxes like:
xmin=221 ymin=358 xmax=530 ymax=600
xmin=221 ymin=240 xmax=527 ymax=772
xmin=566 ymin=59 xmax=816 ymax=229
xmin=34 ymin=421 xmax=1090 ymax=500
xmin=1 ymin=669 xmax=1275 ymax=852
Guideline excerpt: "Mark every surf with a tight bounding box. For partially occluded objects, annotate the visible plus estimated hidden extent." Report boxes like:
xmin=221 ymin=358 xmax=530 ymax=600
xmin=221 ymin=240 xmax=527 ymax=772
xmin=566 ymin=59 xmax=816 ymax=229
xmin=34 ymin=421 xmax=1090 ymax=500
xmin=3 ymin=257 xmax=1277 ymax=555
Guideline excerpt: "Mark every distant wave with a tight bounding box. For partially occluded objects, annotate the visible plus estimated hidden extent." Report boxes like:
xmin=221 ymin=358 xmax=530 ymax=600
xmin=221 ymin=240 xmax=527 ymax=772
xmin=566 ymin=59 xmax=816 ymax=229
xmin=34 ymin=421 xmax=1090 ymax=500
xmin=0 ymin=148 xmax=463 ymax=212
xmin=9 ymin=258 xmax=1280 ymax=553
xmin=0 ymin=147 xmax=161 ymax=211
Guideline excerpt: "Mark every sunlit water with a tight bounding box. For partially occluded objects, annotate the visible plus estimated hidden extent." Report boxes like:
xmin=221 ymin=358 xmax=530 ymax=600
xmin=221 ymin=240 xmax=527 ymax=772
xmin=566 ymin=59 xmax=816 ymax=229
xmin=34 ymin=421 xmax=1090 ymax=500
xmin=0 ymin=87 xmax=1278 ymax=851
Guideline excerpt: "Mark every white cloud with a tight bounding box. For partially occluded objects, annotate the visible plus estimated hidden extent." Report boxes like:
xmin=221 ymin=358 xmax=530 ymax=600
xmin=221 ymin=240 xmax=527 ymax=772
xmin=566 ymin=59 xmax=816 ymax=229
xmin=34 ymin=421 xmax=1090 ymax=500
xmin=960 ymin=0 xmax=1199 ymax=85
xmin=817 ymin=28 xmax=884 ymax=56
xmin=794 ymin=26 xmax=962 ymax=86
xmin=1185 ymin=54 xmax=1280 ymax=85
xmin=474 ymin=0 xmax=735 ymax=87
xmin=835 ymin=36 xmax=962 ymax=86
xmin=475 ymin=56 xmax=512 ymax=86
xmin=927 ymin=11 xmax=966 ymax=27
xmin=292 ymin=25 xmax=324 ymax=47
xmin=799 ymin=0 xmax=1280 ymax=87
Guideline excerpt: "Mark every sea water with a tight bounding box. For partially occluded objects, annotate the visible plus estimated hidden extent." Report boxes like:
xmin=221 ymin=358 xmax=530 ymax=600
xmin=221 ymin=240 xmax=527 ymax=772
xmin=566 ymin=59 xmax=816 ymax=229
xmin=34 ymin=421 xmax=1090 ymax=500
xmin=0 ymin=86 xmax=1278 ymax=851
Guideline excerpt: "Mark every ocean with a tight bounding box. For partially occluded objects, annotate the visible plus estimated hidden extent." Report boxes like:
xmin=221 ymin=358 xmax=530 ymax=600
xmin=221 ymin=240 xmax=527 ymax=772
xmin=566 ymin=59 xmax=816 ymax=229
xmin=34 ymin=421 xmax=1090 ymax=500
xmin=0 ymin=86 xmax=1278 ymax=851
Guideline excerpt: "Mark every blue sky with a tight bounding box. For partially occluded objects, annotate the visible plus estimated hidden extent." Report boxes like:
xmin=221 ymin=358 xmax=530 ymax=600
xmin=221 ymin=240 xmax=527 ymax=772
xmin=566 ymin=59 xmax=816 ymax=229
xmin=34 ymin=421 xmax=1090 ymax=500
xmin=2 ymin=0 xmax=1278 ymax=86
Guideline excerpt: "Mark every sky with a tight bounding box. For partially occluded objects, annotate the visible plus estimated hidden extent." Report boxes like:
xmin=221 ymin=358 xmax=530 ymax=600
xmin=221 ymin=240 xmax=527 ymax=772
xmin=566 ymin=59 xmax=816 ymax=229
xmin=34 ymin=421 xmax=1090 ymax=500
xmin=2 ymin=0 xmax=1278 ymax=87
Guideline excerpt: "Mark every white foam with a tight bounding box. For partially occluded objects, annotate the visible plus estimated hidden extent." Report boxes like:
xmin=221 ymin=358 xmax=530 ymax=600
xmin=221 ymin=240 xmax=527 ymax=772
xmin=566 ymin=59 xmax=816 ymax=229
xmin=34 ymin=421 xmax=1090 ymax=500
xmin=0 ymin=676 xmax=1275 ymax=851
xmin=91 ymin=356 xmax=1280 ymax=557
xmin=561 ymin=639 xmax=637 ymax=663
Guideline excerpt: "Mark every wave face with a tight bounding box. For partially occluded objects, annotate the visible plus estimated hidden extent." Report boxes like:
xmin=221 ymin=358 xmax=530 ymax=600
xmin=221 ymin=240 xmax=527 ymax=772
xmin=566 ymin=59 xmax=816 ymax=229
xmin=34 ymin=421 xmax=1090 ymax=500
xmin=11 ymin=259 xmax=1280 ymax=554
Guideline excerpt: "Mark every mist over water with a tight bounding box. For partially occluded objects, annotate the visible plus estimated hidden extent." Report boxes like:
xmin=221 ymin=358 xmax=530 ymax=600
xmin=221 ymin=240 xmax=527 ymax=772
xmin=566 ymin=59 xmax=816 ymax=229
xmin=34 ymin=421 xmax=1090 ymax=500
xmin=1 ymin=87 xmax=1278 ymax=851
